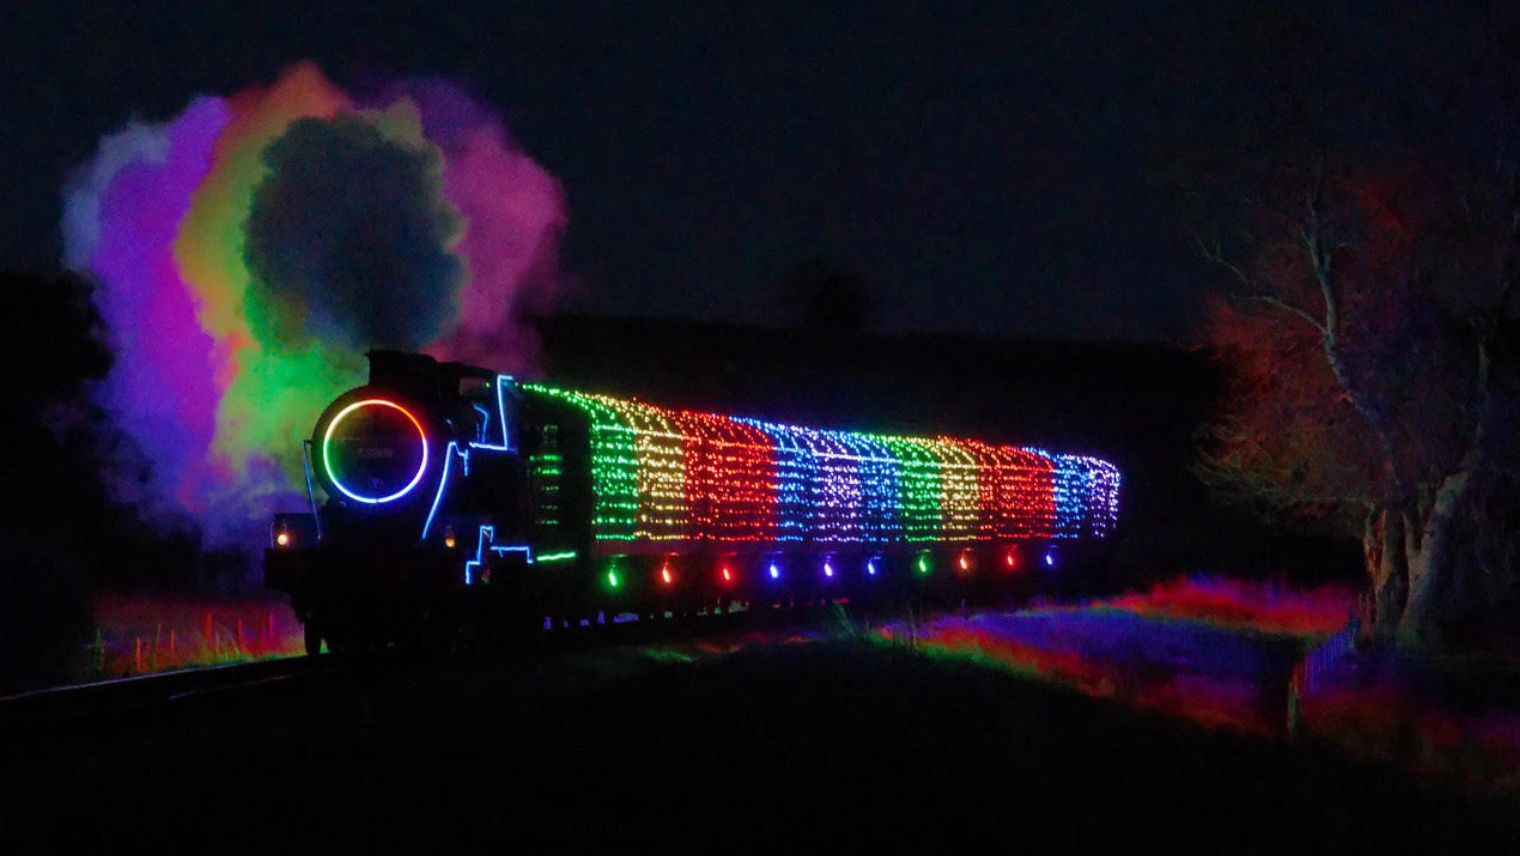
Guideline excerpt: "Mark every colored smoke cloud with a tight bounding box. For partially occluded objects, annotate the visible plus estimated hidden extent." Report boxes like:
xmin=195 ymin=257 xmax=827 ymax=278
xmin=63 ymin=62 xmax=567 ymax=546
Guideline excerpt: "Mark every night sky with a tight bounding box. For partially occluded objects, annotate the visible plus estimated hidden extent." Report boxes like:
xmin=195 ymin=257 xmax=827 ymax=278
xmin=0 ymin=1 xmax=1440 ymax=340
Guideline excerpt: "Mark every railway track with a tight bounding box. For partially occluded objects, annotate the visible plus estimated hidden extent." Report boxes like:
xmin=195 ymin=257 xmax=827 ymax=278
xmin=0 ymin=655 xmax=341 ymax=723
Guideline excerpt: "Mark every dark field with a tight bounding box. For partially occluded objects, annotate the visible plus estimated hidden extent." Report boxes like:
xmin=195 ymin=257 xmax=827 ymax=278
xmin=4 ymin=639 xmax=1516 ymax=852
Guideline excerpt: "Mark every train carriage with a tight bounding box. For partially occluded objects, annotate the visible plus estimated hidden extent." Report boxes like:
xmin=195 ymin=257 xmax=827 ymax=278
xmin=265 ymin=350 xmax=1121 ymax=653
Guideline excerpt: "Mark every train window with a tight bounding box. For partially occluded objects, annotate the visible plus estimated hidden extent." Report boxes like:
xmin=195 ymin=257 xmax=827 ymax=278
xmin=459 ymin=376 xmax=493 ymax=398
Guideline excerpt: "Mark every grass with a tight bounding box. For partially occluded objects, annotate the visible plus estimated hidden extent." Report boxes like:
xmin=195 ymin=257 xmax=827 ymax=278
xmin=80 ymin=593 xmax=305 ymax=680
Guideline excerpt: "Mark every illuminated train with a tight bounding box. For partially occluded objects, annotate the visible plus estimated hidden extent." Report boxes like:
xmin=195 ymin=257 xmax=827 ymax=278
xmin=265 ymin=351 xmax=1121 ymax=654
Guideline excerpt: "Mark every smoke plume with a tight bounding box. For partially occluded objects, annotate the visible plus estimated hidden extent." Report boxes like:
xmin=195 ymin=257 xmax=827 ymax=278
xmin=61 ymin=62 xmax=567 ymax=546
xmin=244 ymin=112 xmax=463 ymax=352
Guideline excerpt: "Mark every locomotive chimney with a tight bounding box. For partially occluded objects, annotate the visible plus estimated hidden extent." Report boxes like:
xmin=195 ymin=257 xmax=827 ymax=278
xmin=366 ymin=350 xmax=442 ymax=401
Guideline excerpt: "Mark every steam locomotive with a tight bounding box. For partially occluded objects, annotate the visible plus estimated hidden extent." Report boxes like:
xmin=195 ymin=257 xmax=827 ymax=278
xmin=264 ymin=350 xmax=1122 ymax=654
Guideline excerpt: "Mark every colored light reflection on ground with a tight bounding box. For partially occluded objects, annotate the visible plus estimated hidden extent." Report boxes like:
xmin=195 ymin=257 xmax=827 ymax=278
xmin=1297 ymin=641 xmax=1520 ymax=787
xmin=883 ymin=576 xmax=1357 ymax=737
xmin=885 ymin=608 xmax=1307 ymax=736
xmin=1090 ymin=575 xmax=1353 ymax=637
xmin=83 ymin=593 xmax=306 ymax=680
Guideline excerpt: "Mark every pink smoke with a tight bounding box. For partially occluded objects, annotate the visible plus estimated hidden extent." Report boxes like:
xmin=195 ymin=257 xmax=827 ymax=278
xmin=391 ymin=78 xmax=568 ymax=368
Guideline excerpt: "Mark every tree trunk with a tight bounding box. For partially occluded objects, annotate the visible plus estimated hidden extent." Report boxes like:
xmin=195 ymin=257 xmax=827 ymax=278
xmin=1398 ymin=466 xmax=1473 ymax=648
xmin=1364 ymin=508 xmax=1407 ymax=642
xmin=1358 ymin=462 xmax=1476 ymax=649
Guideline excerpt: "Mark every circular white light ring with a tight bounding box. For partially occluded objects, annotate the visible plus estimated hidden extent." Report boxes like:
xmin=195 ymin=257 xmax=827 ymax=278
xmin=322 ymin=398 xmax=430 ymax=505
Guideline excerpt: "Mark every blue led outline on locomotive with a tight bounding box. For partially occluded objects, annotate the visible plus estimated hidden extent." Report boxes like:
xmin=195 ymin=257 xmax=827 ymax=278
xmin=467 ymin=374 xmax=516 ymax=452
xmin=420 ymin=441 xmax=465 ymax=544
xmin=422 ymin=377 xmax=519 ymax=546
xmin=464 ymin=524 xmax=535 ymax=585
xmin=472 ymin=404 xmax=492 ymax=444
xmin=464 ymin=524 xmax=492 ymax=585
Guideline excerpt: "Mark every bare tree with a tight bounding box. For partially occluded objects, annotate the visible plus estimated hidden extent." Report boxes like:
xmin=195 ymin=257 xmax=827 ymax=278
xmin=1176 ymin=7 xmax=1520 ymax=648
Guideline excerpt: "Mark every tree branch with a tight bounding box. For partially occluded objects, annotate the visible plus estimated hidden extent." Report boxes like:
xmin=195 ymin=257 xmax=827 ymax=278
xmin=1297 ymin=156 xmax=1410 ymax=499
xmin=1228 ymin=293 xmax=1328 ymax=334
xmin=1302 ymin=154 xmax=1339 ymax=338
xmin=1195 ymin=232 xmax=1327 ymax=334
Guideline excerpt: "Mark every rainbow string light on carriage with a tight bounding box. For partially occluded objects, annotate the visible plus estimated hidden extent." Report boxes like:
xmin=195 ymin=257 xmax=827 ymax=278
xmin=518 ymin=384 xmax=1120 ymax=549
